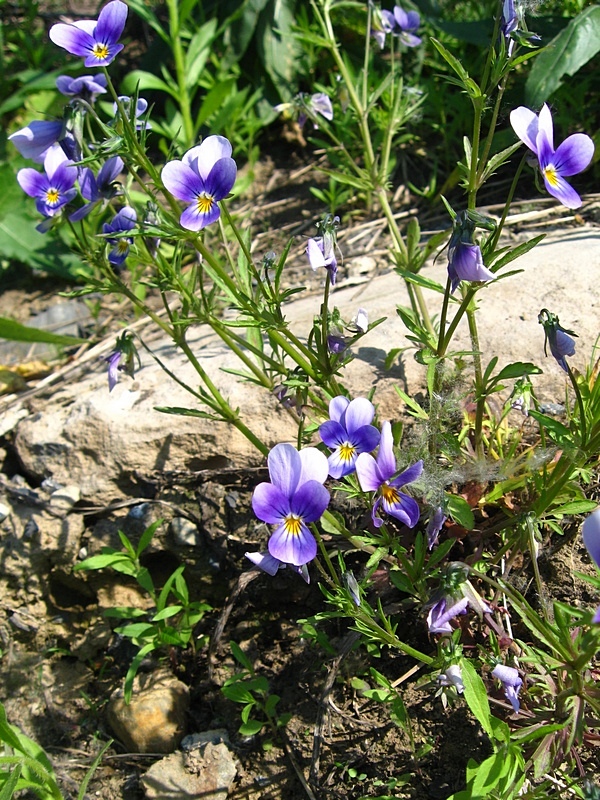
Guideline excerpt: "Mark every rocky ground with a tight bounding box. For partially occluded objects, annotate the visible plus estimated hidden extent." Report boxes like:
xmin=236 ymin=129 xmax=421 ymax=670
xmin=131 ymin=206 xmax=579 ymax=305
xmin=0 ymin=165 xmax=599 ymax=799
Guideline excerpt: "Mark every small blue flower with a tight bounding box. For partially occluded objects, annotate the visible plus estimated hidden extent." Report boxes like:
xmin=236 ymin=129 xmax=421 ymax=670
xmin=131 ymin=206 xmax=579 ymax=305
xmin=319 ymin=396 xmax=380 ymax=478
xmin=538 ymin=308 xmax=577 ymax=372
xmin=161 ymin=135 xmax=237 ymax=231
xmin=17 ymin=146 xmax=78 ymax=221
xmin=355 ymin=421 xmax=422 ymax=528
xmin=492 ymin=664 xmax=523 ymax=714
xmin=245 ymin=551 xmax=310 ymax=583
xmin=56 ymin=73 xmax=107 ymax=101
xmin=70 ymin=156 xmax=123 ymax=221
xmin=102 ymin=206 xmax=137 ymax=266
xmin=49 ymin=0 xmax=128 ymax=67
xmin=9 ymin=120 xmax=65 ymax=163
xmin=113 ymin=96 xmax=152 ymax=130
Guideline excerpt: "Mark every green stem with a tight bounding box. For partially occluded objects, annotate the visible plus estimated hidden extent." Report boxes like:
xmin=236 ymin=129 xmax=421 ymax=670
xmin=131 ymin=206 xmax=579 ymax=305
xmin=166 ymin=0 xmax=195 ymax=148
xmin=488 ymin=154 xmax=527 ymax=254
xmin=465 ymin=298 xmax=485 ymax=458
xmin=567 ymin=362 xmax=587 ymax=446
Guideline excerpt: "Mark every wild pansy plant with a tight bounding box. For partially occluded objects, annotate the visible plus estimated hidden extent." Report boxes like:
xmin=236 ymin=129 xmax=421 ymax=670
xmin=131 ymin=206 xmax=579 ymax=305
xmin=49 ymin=0 xmax=128 ymax=67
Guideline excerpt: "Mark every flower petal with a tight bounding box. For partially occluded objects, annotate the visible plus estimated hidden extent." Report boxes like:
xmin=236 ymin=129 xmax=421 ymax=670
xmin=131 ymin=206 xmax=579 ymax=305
xmin=204 ymin=157 xmax=237 ymax=201
xmin=268 ymin=522 xmax=317 ymax=566
xmin=345 ymin=397 xmax=376 ymax=433
xmin=391 ymin=459 xmax=424 ymax=489
xmin=161 ymin=160 xmax=203 ymax=202
xmin=245 ymin=551 xmax=282 ymax=575
xmin=537 ymin=103 xmax=554 ymax=153
xmin=329 ymin=395 xmax=350 ymax=423
xmin=383 ymin=491 xmax=421 ymax=527
xmin=306 ymin=237 xmax=326 ymax=270
xmin=319 ymin=419 xmax=347 ymax=448
xmin=8 ymin=120 xmax=63 ymax=162
xmin=290 ymin=480 xmax=330 ymax=522
xmin=17 ymin=168 xmax=48 ymax=198
xmin=543 ymin=172 xmax=582 ymax=209
xmin=297 ymin=446 xmax=329 ymax=486
xmin=510 ymin=106 xmax=539 ymax=154
xmin=184 ymin=135 xmax=233 ymax=180
xmin=582 ymin=508 xmax=600 ymax=570
xmin=252 ymin=482 xmax=290 ymax=524
xmin=375 ymin=420 xmax=396 ymax=480
xmin=95 ymin=0 xmax=128 ymax=44
xmin=179 ymin=200 xmax=220 ymax=231
xmin=267 ymin=443 xmax=302 ymax=496
xmin=355 ymin=451 xmax=383 ymax=492
xmin=553 ymin=133 xmax=594 ymax=177
xmin=49 ymin=23 xmax=95 ymax=56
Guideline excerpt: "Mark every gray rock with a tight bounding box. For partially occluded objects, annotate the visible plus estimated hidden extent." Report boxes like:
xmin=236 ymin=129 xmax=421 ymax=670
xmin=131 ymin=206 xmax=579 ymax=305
xmin=141 ymin=736 xmax=238 ymax=799
xmin=0 ymin=502 xmax=9 ymax=522
xmin=107 ymin=672 xmax=189 ymax=753
xmin=170 ymin=516 xmax=201 ymax=547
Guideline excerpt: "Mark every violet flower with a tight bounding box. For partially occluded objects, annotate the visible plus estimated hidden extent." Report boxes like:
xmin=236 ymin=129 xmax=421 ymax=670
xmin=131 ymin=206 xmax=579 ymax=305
xmin=355 ymin=421 xmax=422 ymax=528
xmin=252 ymin=443 xmax=330 ymax=566
xmin=9 ymin=120 xmax=64 ymax=163
xmin=510 ymin=104 xmax=594 ymax=209
xmin=492 ymin=664 xmax=523 ymax=714
xmin=102 ymin=206 xmax=136 ymax=266
xmin=501 ymin=0 xmax=518 ymax=37
xmin=307 ymin=93 xmax=333 ymax=126
xmin=354 ymin=308 xmax=369 ymax=333
xmin=319 ymin=396 xmax=380 ymax=479
xmin=49 ymin=0 xmax=128 ymax=67
xmin=17 ymin=146 xmax=78 ymax=220
xmin=371 ymin=7 xmax=396 ymax=49
xmin=427 ymin=596 xmax=469 ymax=634
xmin=56 ymin=73 xmax=107 ymax=101
xmin=113 ymin=96 xmax=152 ymax=130
xmin=538 ymin=308 xmax=577 ymax=373
xmin=391 ymin=6 xmax=422 ymax=47
xmin=161 ymin=135 xmax=237 ymax=231
xmin=447 ymin=211 xmax=494 ymax=293
xmin=245 ymin=551 xmax=310 ymax=583
xmin=327 ymin=334 xmax=347 ymax=354
xmin=307 ymin=237 xmax=338 ymax=285
xmin=582 ymin=509 xmax=600 ymax=623
xmin=104 ymin=350 xmax=122 ymax=391
xmin=70 ymin=155 xmax=123 ymax=221
xmin=426 ymin=507 xmax=447 ymax=550
xmin=438 ymin=664 xmax=464 ymax=694
xmin=103 ymin=331 xmax=138 ymax=390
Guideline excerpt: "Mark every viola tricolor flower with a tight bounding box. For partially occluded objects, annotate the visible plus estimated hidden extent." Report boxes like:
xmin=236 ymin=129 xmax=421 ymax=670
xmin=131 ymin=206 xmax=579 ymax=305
xmin=161 ymin=135 xmax=237 ymax=231
xmin=510 ymin=104 xmax=594 ymax=209
xmin=9 ymin=120 xmax=64 ymax=163
xmin=113 ymin=96 xmax=152 ymax=130
xmin=319 ymin=396 xmax=380 ymax=479
xmin=426 ymin=507 xmax=447 ymax=550
xmin=492 ymin=664 xmax=523 ymax=714
xmin=427 ymin=563 xmax=491 ymax=634
xmin=390 ymin=5 xmax=422 ymax=47
xmin=70 ymin=155 xmax=123 ymax=221
xmin=371 ymin=6 xmax=396 ymax=49
xmin=102 ymin=206 xmax=136 ymax=266
xmin=17 ymin=146 xmax=77 ymax=220
xmin=427 ymin=595 xmax=469 ymax=634
xmin=501 ymin=0 xmax=518 ymax=37
xmin=245 ymin=551 xmax=310 ymax=583
xmin=582 ymin=509 xmax=600 ymax=623
xmin=437 ymin=664 xmax=464 ymax=694
xmin=447 ymin=211 xmax=494 ymax=293
xmin=306 ymin=214 xmax=340 ymax=285
xmin=538 ymin=308 xmax=577 ymax=372
xmin=56 ymin=73 xmax=107 ymax=101
xmin=252 ymin=443 xmax=330 ymax=566
xmin=49 ymin=0 xmax=128 ymax=67
xmin=103 ymin=331 xmax=139 ymax=391
xmin=355 ymin=421 xmax=422 ymax=528
xmin=353 ymin=308 xmax=369 ymax=333
xmin=305 ymin=93 xmax=333 ymax=127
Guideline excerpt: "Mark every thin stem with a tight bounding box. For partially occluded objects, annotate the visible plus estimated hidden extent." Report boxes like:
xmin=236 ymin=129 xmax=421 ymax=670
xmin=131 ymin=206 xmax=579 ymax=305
xmin=166 ymin=0 xmax=195 ymax=148
xmin=465 ymin=298 xmax=485 ymax=458
xmin=567 ymin=363 xmax=588 ymax=446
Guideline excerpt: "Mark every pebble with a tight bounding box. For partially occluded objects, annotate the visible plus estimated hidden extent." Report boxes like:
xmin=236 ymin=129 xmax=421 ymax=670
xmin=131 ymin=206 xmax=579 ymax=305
xmin=0 ymin=502 xmax=9 ymax=523
xmin=170 ymin=517 xmax=201 ymax=547
xmin=107 ymin=671 xmax=189 ymax=753
xmin=49 ymin=485 xmax=81 ymax=514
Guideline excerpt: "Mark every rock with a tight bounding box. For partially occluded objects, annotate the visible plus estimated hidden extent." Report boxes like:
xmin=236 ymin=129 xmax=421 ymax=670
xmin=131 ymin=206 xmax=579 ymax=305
xmin=141 ymin=732 xmax=238 ymax=799
xmin=0 ymin=502 xmax=9 ymax=522
xmin=170 ymin=516 xmax=201 ymax=547
xmin=7 ymin=228 xmax=600 ymax=502
xmin=107 ymin=671 xmax=189 ymax=753
xmin=48 ymin=484 xmax=81 ymax=514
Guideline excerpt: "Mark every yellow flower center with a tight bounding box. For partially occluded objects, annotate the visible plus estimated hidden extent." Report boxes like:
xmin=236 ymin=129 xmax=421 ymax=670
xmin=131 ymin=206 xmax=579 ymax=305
xmin=338 ymin=442 xmax=356 ymax=463
xmin=196 ymin=193 xmax=214 ymax=215
xmin=543 ymin=165 xmax=559 ymax=188
xmin=92 ymin=43 xmax=110 ymax=60
xmin=116 ymin=240 xmax=129 ymax=254
xmin=381 ymin=483 xmax=400 ymax=505
xmin=46 ymin=188 xmax=60 ymax=204
xmin=283 ymin=514 xmax=302 ymax=537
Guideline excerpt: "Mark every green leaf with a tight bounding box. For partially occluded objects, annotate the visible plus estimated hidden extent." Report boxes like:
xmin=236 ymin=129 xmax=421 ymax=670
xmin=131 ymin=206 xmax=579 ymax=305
xmin=460 ymin=658 xmax=494 ymax=740
xmin=525 ymin=6 xmax=600 ymax=105
xmin=121 ymin=70 xmax=179 ymax=100
xmin=446 ymin=494 xmax=475 ymax=530
xmin=0 ymin=315 xmax=86 ymax=346
xmin=239 ymin=719 xmax=264 ymax=736
xmin=152 ymin=606 xmax=183 ymax=621
xmin=73 ymin=552 xmax=132 ymax=572
xmin=394 ymin=269 xmax=447 ymax=295
xmin=230 ymin=641 xmax=254 ymax=672
xmin=488 ymin=361 xmax=542 ymax=388
xmin=489 ymin=234 xmax=545 ymax=273
xmin=528 ymin=410 xmax=574 ymax=448
xmin=185 ymin=20 xmax=218 ymax=91
xmin=136 ymin=519 xmax=163 ymax=558
xmin=550 ymin=500 xmax=598 ymax=516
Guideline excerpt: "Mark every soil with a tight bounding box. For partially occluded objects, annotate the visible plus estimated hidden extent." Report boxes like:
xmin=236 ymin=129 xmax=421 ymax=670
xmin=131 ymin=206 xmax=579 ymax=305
xmin=1 ymin=158 xmax=599 ymax=800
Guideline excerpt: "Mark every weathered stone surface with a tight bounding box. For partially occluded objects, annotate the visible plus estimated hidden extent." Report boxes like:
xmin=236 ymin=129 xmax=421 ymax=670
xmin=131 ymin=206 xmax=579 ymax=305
xmin=141 ymin=732 xmax=238 ymax=800
xmin=7 ymin=228 xmax=600 ymax=502
xmin=107 ymin=671 xmax=190 ymax=753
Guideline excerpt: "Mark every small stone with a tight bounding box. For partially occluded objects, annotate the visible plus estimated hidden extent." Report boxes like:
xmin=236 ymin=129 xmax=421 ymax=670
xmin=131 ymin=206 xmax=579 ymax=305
xmin=49 ymin=485 xmax=81 ymax=513
xmin=170 ymin=517 xmax=201 ymax=547
xmin=0 ymin=502 xmax=9 ymax=523
xmin=107 ymin=672 xmax=189 ymax=753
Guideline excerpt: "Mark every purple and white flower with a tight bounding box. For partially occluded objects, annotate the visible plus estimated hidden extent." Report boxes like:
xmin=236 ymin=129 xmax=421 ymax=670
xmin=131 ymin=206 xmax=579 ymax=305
xmin=355 ymin=421 xmax=422 ymax=528
xmin=426 ymin=507 xmax=447 ymax=550
xmin=306 ymin=236 xmax=339 ymax=285
xmin=582 ymin=509 xmax=600 ymax=623
xmin=56 ymin=73 xmax=107 ymax=101
xmin=447 ymin=240 xmax=494 ymax=293
xmin=319 ymin=396 xmax=380 ymax=479
xmin=70 ymin=156 xmax=123 ymax=221
xmin=510 ymin=104 xmax=594 ymax=209
xmin=371 ymin=6 xmax=396 ymax=49
xmin=9 ymin=120 xmax=64 ymax=163
xmin=391 ymin=6 xmax=422 ymax=47
xmin=17 ymin=145 xmax=77 ymax=219
xmin=354 ymin=308 xmax=369 ymax=333
xmin=427 ymin=596 xmax=469 ymax=634
xmin=438 ymin=664 xmax=464 ymax=693
xmin=161 ymin=135 xmax=237 ymax=231
xmin=245 ymin=551 xmax=310 ymax=583
xmin=103 ymin=331 xmax=138 ymax=390
xmin=252 ymin=443 xmax=330 ymax=566
xmin=306 ymin=93 xmax=333 ymax=126
xmin=113 ymin=96 xmax=152 ymax=130
xmin=492 ymin=664 xmax=523 ymax=714
xmin=102 ymin=206 xmax=136 ymax=266
xmin=538 ymin=308 xmax=577 ymax=373
xmin=49 ymin=0 xmax=128 ymax=67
